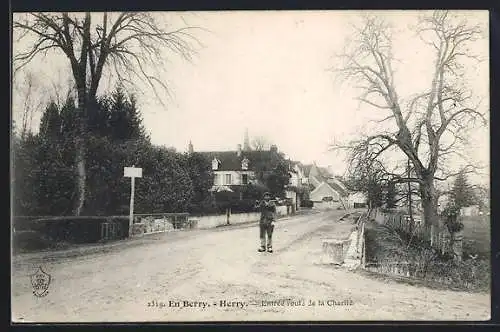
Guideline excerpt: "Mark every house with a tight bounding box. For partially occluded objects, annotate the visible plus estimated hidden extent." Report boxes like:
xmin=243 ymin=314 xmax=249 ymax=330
xmin=347 ymin=192 xmax=368 ymax=209
xmin=198 ymin=146 xmax=277 ymax=188
xmin=284 ymin=161 xmax=310 ymax=211
xmin=188 ymin=132 xmax=286 ymax=201
xmin=302 ymin=163 xmax=349 ymax=210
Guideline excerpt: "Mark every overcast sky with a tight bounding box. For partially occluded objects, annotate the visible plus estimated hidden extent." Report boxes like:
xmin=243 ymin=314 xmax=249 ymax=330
xmin=12 ymin=10 xmax=489 ymax=183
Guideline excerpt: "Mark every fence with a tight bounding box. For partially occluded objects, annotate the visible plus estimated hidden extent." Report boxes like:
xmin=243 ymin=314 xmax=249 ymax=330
xmin=372 ymin=209 xmax=453 ymax=253
xmin=362 ymin=209 xmax=481 ymax=289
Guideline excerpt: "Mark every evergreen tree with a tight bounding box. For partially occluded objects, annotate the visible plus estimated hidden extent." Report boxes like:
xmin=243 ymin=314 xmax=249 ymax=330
xmin=36 ymin=101 xmax=76 ymax=215
xmin=451 ymin=171 xmax=476 ymax=208
xmin=108 ymin=88 xmax=146 ymax=141
xmin=39 ymin=101 xmax=62 ymax=141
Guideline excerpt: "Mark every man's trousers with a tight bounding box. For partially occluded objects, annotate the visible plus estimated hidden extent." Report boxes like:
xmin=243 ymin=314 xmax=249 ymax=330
xmin=259 ymin=222 xmax=274 ymax=248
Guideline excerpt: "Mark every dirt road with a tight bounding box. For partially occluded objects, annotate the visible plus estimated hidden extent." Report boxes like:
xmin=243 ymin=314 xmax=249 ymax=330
xmin=11 ymin=210 xmax=490 ymax=322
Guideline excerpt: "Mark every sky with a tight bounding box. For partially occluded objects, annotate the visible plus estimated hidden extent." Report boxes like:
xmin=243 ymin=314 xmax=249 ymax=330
xmin=11 ymin=10 xmax=489 ymax=183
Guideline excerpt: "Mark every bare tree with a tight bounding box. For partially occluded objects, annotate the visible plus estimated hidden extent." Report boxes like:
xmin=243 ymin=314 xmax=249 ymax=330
xmin=332 ymin=11 xmax=487 ymax=236
xmin=13 ymin=12 xmax=203 ymax=215
xmin=12 ymin=71 xmax=46 ymax=140
xmin=252 ymin=136 xmax=271 ymax=151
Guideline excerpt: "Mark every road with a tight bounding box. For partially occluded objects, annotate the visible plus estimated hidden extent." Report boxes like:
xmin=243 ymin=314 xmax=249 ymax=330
xmin=11 ymin=210 xmax=490 ymax=322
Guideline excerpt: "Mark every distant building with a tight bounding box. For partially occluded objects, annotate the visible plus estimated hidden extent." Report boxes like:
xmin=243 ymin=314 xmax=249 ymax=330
xmin=460 ymin=205 xmax=480 ymax=216
xmin=347 ymin=192 xmax=367 ymax=209
xmin=189 ymin=132 xmax=286 ymax=198
xmin=301 ymin=163 xmax=348 ymax=210
xmin=196 ymin=144 xmax=277 ymax=188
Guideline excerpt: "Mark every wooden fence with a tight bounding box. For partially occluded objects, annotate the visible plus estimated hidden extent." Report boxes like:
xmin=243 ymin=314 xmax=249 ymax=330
xmin=372 ymin=209 xmax=453 ymax=253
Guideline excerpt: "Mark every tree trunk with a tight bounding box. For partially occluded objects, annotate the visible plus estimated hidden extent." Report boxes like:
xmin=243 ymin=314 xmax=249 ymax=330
xmin=420 ymin=175 xmax=439 ymax=246
xmin=74 ymin=83 xmax=87 ymax=216
xmin=74 ymin=139 xmax=86 ymax=216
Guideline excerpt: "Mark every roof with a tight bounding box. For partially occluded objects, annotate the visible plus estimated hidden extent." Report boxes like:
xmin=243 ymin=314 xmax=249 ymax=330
xmin=326 ymin=178 xmax=348 ymax=197
xmin=304 ymin=164 xmax=348 ymax=196
xmin=198 ymin=150 xmax=278 ymax=171
xmin=310 ymin=181 xmax=345 ymax=199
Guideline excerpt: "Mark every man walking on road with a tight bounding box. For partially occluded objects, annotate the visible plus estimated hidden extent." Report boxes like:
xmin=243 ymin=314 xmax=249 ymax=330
xmin=257 ymin=192 xmax=276 ymax=253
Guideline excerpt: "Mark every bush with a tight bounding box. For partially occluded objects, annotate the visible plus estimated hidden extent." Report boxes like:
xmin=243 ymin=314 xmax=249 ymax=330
xmin=189 ymin=198 xmax=259 ymax=215
xmin=225 ymin=199 xmax=258 ymax=213
xmin=30 ymin=216 xmax=129 ymax=244
xmin=445 ymin=221 xmax=464 ymax=233
xmin=365 ymin=220 xmax=490 ymax=291
xmin=13 ymin=230 xmax=52 ymax=253
xmin=300 ymin=200 xmax=314 ymax=208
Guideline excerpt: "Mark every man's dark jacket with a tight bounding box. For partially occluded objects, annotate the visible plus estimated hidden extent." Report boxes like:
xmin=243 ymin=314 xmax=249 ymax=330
xmin=259 ymin=200 xmax=276 ymax=224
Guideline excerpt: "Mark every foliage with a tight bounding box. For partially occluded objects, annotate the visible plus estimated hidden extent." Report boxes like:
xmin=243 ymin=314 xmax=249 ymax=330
xmin=300 ymin=200 xmax=314 ymax=208
xmin=385 ymin=182 xmax=397 ymax=209
xmin=441 ymin=202 xmax=464 ymax=233
xmin=13 ymin=12 xmax=202 ymax=215
xmin=344 ymin=171 xmax=384 ymax=209
xmin=183 ymin=152 xmax=214 ymax=210
xmin=12 ymin=88 xmax=211 ymax=218
xmin=241 ymin=182 xmax=269 ymax=200
xmin=133 ymin=145 xmax=194 ymax=214
xmin=450 ymin=171 xmax=477 ymax=209
xmin=264 ymin=160 xmax=292 ymax=198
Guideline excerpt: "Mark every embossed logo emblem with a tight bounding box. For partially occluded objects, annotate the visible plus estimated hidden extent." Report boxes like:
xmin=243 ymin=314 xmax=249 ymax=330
xmin=30 ymin=266 xmax=51 ymax=297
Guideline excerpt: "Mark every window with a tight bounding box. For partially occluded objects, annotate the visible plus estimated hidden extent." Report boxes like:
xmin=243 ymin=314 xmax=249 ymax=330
xmin=224 ymin=174 xmax=232 ymax=185
xmin=241 ymin=174 xmax=248 ymax=185
xmin=214 ymin=174 xmax=220 ymax=185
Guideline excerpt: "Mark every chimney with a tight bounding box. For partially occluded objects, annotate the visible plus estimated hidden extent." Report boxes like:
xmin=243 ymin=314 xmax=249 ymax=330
xmin=188 ymin=141 xmax=194 ymax=154
xmin=237 ymin=144 xmax=242 ymax=156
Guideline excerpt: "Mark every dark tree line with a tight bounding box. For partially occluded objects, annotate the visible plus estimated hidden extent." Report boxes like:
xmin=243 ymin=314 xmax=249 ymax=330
xmin=12 ymin=88 xmax=213 ymax=216
xmin=13 ymin=12 xmax=203 ymax=215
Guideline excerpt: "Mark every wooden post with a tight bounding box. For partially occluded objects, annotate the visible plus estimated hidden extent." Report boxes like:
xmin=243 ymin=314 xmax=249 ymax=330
xmin=124 ymin=166 xmax=142 ymax=237
xmin=226 ymin=208 xmax=231 ymax=225
xmin=129 ymin=176 xmax=135 ymax=230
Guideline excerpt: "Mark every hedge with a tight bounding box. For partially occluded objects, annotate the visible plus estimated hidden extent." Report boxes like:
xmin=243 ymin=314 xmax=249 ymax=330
xmin=27 ymin=216 xmax=130 ymax=244
xmin=300 ymin=200 xmax=314 ymax=208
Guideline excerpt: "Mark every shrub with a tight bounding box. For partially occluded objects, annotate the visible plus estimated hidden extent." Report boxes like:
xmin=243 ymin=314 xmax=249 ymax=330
xmin=226 ymin=199 xmax=258 ymax=213
xmin=13 ymin=230 xmax=52 ymax=253
xmin=300 ymin=200 xmax=314 ymax=208
xmin=365 ymin=218 xmax=490 ymax=291
xmin=30 ymin=216 xmax=129 ymax=244
xmin=445 ymin=221 xmax=464 ymax=233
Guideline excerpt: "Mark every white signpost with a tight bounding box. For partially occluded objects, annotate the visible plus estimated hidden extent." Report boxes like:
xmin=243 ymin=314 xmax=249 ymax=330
xmin=124 ymin=166 xmax=142 ymax=232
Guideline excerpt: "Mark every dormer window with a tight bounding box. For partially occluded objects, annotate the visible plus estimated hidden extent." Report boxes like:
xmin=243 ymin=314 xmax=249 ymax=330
xmin=212 ymin=158 xmax=220 ymax=170
xmin=241 ymin=158 xmax=249 ymax=170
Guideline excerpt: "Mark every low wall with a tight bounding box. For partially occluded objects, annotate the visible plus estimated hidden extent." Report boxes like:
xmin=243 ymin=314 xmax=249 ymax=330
xmin=131 ymin=208 xmax=290 ymax=236
xmin=276 ymin=205 xmax=288 ymax=217
xmin=193 ymin=212 xmax=261 ymax=229
xmin=344 ymin=210 xmax=368 ymax=269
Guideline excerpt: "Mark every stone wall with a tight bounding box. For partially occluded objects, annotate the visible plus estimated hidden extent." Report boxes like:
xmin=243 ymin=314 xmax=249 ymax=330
xmin=194 ymin=212 xmax=261 ymax=229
